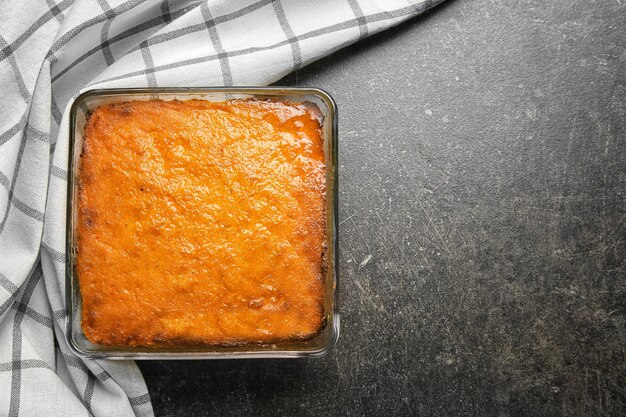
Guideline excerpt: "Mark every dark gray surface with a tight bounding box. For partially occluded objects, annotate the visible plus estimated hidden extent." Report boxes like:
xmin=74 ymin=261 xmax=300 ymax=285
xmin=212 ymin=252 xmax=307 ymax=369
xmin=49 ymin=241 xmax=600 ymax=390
xmin=139 ymin=1 xmax=626 ymax=415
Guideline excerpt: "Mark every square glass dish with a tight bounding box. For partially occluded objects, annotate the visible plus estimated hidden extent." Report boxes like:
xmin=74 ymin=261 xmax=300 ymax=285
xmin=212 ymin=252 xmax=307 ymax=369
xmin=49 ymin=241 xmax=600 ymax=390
xmin=65 ymin=87 xmax=338 ymax=359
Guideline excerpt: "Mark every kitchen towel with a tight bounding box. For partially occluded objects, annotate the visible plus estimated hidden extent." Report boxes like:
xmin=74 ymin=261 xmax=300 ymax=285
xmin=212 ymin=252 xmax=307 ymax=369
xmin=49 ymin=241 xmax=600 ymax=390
xmin=0 ymin=0 xmax=444 ymax=415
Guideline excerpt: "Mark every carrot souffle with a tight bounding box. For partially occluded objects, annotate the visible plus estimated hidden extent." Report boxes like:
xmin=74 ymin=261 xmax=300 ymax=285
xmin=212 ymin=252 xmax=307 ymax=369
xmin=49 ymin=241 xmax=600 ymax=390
xmin=77 ymin=99 xmax=327 ymax=347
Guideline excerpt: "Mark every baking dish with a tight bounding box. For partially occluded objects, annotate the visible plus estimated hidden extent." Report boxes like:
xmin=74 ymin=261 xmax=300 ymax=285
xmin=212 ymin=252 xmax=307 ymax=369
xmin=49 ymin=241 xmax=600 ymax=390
xmin=65 ymin=87 xmax=338 ymax=359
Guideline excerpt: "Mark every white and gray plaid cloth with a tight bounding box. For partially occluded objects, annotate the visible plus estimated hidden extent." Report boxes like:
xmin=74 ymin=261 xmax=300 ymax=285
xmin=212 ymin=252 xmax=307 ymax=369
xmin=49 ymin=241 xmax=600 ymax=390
xmin=0 ymin=0 xmax=443 ymax=415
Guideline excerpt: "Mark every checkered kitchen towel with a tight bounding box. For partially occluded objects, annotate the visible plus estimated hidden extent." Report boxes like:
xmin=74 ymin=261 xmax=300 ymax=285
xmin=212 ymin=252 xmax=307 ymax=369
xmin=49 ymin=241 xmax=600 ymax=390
xmin=0 ymin=0 xmax=444 ymax=415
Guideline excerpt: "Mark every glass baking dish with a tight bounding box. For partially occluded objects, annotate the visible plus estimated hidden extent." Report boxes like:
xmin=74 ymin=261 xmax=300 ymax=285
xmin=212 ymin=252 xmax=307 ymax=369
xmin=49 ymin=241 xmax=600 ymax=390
xmin=65 ymin=87 xmax=339 ymax=359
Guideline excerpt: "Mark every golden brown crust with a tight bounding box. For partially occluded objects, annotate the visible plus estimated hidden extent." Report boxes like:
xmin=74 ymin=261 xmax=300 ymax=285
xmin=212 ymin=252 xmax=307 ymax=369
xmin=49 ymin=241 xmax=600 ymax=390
xmin=77 ymin=99 xmax=326 ymax=347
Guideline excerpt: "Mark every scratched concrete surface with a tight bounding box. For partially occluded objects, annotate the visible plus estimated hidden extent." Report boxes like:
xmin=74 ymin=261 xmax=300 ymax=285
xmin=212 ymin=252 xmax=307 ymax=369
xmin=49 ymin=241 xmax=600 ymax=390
xmin=139 ymin=0 xmax=626 ymax=415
